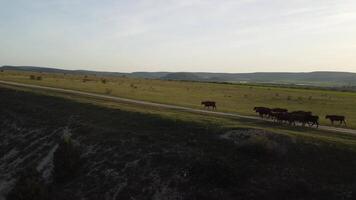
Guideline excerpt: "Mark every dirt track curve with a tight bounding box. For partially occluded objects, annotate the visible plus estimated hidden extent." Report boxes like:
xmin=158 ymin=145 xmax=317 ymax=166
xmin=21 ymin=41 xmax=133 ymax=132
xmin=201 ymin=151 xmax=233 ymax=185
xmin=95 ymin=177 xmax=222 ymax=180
xmin=1 ymin=80 xmax=356 ymax=135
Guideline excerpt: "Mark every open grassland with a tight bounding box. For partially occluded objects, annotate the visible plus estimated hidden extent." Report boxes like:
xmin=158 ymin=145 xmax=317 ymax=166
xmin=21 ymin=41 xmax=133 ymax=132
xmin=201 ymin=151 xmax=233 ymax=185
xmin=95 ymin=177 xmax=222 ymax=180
xmin=3 ymin=83 xmax=356 ymax=150
xmin=1 ymin=70 xmax=356 ymax=129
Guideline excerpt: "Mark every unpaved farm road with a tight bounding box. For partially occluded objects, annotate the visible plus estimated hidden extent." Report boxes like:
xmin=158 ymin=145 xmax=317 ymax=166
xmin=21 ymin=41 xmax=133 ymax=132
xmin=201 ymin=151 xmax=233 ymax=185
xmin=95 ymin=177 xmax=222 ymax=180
xmin=1 ymin=80 xmax=356 ymax=135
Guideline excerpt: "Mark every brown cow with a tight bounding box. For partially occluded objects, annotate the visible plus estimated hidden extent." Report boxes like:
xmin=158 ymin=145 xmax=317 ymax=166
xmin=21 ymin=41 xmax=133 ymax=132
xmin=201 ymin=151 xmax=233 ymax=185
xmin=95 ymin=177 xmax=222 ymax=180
xmin=201 ymin=101 xmax=216 ymax=110
xmin=326 ymin=115 xmax=347 ymax=126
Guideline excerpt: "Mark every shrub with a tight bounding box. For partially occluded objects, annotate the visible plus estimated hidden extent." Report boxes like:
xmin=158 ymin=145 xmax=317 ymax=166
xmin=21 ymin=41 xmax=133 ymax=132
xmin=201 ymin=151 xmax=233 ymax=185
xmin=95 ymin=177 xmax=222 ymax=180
xmin=7 ymin=168 xmax=49 ymax=200
xmin=36 ymin=76 xmax=42 ymax=81
xmin=53 ymin=136 xmax=82 ymax=183
xmin=287 ymin=96 xmax=292 ymax=100
xmin=130 ymin=84 xmax=137 ymax=89
xmin=101 ymin=79 xmax=107 ymax=84
xmin=30 ymin=75 xmax=36 ymax=80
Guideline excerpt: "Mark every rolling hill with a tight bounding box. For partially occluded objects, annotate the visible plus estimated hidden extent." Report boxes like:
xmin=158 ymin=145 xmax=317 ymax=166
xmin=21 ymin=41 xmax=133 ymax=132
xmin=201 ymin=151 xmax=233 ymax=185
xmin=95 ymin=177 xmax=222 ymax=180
xmin=1 ymin=65 xmax=356 ymax=87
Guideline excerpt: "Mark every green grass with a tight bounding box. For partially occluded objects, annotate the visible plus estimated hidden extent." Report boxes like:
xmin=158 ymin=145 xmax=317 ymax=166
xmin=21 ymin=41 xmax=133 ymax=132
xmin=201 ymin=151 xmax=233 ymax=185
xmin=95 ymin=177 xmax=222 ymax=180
xmin=1 ymin=70 xmax=356 ymax=129
xmin=3 ymin=83 xmax=356 ymax=150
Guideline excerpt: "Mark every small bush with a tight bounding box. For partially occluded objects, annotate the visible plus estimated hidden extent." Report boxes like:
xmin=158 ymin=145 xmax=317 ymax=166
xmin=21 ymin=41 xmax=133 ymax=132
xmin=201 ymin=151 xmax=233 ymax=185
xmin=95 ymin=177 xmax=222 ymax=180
xmin=308 ymin=96 xmax=312 ymax=100
xmin=287 ymin=96 xmax=292 ymax=100
xmin=36 ymin=76 xmax=42 ymax=81
xmin=7 ymin=168 xmax=49 ymax=200
xmin=30 ymin=75 xmax=36 ymax=80
xmin=275 ymin=93 xmax=279 ymax=97
xmin=53 ymin=136 xmax=82 ymax=183
xmin=130 ymin=84 xmax=137 ymax=89
xmin=101 ymin=79 xmax=107 ymax=84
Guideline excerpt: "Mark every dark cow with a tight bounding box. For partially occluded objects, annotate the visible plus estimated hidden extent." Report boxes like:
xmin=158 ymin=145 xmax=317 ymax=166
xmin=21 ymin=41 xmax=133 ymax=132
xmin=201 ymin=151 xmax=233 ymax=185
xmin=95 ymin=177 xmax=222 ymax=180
xmin=270 ymin=108 xmax=288 ymax=121
xmin=289 ymin=111 xmax=310 ymax=126
xmin=290 ymin=111 xmax=312 ymax=116
xmin=271 ymin=108 xmax=288 ymax=113
xmin=326 ymin=115 xmax=347 ymax=126
xmin=274 ymin=112 xmax=292 ymax=124
xmin=201 ymin=101 xmax=216 ymax=110
xmin=306 ymin=115 xmax=319 ymax=128
xmin=254 ymin=107 xmax=271 ymax=118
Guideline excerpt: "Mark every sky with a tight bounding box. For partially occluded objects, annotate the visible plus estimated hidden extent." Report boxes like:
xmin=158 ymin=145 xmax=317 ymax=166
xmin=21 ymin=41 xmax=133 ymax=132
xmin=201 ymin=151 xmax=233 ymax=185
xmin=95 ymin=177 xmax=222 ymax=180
xmin=1 ymin=0 xmax=356 ymax=73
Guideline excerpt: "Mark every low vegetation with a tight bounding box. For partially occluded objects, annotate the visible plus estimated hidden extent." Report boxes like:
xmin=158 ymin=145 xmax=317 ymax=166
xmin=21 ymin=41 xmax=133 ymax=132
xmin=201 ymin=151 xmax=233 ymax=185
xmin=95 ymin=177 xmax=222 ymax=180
xmin=1 ymin=70 xmax=355 ymax=129
xmin=53 ymin=136 xmax=82 ymax=183
xmin=6 ymin=168 xmax=49 ymax=200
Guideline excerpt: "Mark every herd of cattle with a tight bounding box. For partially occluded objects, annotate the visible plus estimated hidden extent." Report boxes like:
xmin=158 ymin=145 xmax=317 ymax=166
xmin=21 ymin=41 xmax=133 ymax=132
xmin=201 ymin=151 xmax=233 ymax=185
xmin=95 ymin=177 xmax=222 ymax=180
xmin=254 ymin=107 xmax=320 ymax=127
xmin=201 ymin=101 xmax=347 ymax=128
xmin=254 ymin=107 xmax=347 ymax=128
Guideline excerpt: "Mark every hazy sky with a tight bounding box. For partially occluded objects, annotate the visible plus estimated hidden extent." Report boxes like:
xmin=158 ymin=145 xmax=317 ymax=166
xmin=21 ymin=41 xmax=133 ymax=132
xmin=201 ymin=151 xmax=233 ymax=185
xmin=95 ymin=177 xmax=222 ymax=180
xmin=1 ymin=0 xmax=356 ymax=73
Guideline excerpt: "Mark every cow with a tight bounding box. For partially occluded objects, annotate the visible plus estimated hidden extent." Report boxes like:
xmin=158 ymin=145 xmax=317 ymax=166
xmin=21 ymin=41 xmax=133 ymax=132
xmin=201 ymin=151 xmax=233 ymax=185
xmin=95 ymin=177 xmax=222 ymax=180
xmin=288 ymin=111 xmax=313 ymax=127
xmin=290 ymin=111 xmax=312 ymax=116
xmin=271 ymin=108 xmax=288 ymax=113
xmin=201 ymin=101 xmax=216 ymax=110
xmin=270 ymin=108 xmax=288 ymax=121
xmin=274 ymin=112 xmax=293 ymax=124
xmin=306 ymin=115 xmax=319 ymax=128
xmin=254 ymin=107 xmax=271 ymax=118
xmin=325 ymin=115 xmax=347 ymax=126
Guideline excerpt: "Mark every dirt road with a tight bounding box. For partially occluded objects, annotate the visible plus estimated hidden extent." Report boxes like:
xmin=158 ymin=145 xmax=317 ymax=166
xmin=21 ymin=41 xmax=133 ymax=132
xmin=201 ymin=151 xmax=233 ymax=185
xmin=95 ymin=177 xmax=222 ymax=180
xmin=1 ymin=80 xmax=355 ymax=135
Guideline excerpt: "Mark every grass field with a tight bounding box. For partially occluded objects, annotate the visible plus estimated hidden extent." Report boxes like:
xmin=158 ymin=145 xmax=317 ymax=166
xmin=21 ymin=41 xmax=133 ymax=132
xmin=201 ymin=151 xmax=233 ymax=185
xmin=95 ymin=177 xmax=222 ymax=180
xmin=1 ymin=70 xmax=356 ymax=129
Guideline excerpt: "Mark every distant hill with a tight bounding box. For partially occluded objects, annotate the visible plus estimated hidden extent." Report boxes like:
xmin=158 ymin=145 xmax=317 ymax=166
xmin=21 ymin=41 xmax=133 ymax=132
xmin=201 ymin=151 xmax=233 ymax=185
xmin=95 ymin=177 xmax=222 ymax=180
xmin=161 ymin=72 xmax=202 ymax=81
xmin=1 ymin=65 xmax=356 ymax=87
xmin=0 ymin=65 xmax=127 ymax=77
